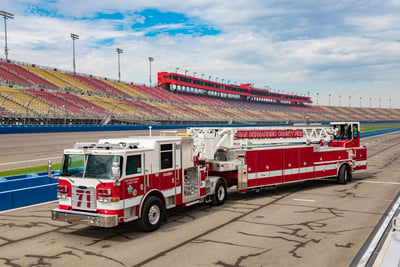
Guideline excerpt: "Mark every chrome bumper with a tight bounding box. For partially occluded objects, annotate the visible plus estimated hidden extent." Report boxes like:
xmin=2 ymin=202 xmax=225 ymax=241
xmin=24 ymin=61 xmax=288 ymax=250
xmin=51 ymin=208 xmax=118 ymax=228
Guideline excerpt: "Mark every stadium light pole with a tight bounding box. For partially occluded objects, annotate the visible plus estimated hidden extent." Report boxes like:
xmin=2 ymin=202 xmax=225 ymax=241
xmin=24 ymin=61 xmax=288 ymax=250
xmin=0 ymin=11 xmax=14 ymax=61
xmin=70 ymin=33 xmax=79 ymax=74
xmin=193 ymin=71 xmax=196 ymax=77
xmin=369 ymin=97 xmax=372 ymax=108
xmin=175 ymin=67 xmax=179 ymax=73
xmin=116 ymin=48 xmax=123 ymax=82
xmin=209 ymin=75 xmax=211 ymax=80
xmin=148 ymin=56 xmax=154 ymax=86
xmin=349 ymin=96 xmax=351 ymax=107
xmin=379 ymin=98 xmax=381 ymax=108
xmin=389 ymin=98 xmax=392 ymax=108
xmin=329 ymin=94 xmax=331 ymax=106
xmin=339 ymin=95 xmax=341 ymax=106
xmin=185 ymin=70 xmax=188 ymax=76
xmin=360 ymin=96 xmax=362 ymax=107
xmin=201 ymin=74 xmax=204 ymax=79
xmin=316 ymin=92 xmax=319 ymax=105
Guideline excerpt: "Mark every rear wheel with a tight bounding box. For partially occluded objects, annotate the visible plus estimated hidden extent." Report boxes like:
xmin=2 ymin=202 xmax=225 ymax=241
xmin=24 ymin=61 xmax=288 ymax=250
xmin=212 ymin=180 xmax=227 ymax=206
xmin=140 ymin=196 xmax=164 ymax=232
xmin=338 ymin=165 xmax=350 ymax=184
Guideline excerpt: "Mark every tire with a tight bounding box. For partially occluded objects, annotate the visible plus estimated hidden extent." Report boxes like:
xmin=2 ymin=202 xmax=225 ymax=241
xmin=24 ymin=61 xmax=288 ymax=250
xmin=212 ymin=180 xmax=227 ymax=206
xmin=140 ymin=196 xmax=164 ymax=232
xmin=338 ymin=165 xmax=350 ymax=184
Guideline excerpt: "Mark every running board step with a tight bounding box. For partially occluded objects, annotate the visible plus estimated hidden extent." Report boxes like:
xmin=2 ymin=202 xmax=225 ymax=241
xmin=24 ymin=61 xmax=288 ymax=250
xmin=184 ymin=200 xmax=200 ymax=207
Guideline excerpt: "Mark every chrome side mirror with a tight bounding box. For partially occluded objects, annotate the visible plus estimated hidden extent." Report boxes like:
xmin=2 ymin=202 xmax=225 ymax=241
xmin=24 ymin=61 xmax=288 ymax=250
xmin=48 ymin=160 xmax=58 ymax=179
xmin=111 ymin=162 xmax=121 ymax=181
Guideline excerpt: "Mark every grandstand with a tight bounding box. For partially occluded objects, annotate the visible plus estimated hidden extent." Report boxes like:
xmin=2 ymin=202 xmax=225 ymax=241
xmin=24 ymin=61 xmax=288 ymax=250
xmin=0 ymin=59 xmax=399 ymax=125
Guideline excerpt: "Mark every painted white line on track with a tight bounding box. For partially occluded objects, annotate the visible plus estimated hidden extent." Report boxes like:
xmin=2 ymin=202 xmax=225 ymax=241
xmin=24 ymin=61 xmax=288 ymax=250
xmin=0 ymin=156 xmax=62 ymax=166
xmin=293 ymin=198 xmax=315 ymax=202
xmin=360 ymin=181 xmax=400 ymax=185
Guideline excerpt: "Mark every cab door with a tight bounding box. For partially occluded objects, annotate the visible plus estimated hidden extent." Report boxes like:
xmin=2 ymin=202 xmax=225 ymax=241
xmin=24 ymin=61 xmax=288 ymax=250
xmin=159 ymin=142 xmax=177 ymax=208
xmin=123 ymin=153 xmax=145 ymax=221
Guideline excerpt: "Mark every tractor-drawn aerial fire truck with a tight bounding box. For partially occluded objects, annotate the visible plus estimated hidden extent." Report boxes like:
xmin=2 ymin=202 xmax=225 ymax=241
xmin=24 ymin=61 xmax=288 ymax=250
xmin=49 ymin=122 xmax=367 ymax=232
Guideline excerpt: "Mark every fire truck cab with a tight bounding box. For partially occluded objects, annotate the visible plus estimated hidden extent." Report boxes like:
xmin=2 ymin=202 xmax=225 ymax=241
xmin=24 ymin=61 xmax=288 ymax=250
xmin=50 ymin=136 xmax=225 ymax=231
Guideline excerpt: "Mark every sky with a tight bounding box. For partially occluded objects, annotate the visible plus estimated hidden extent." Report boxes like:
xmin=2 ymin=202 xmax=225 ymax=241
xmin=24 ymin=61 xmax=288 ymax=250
xmin=1 ymin=0 xmax=400 ymax=108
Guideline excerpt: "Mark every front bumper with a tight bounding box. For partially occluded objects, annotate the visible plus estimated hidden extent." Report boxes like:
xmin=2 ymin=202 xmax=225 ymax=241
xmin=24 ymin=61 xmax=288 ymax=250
xmin=51 ymin=208 xmax=118 ymax=228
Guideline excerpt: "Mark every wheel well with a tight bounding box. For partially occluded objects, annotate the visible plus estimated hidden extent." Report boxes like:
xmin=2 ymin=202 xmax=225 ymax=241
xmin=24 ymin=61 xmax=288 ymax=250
xmin=220 ymin=178 xmax=227 ymax=187
xmin=139 ymin=190 xmax=165 ymax=219
xmin=209 ymin=176 xmax=227 ymax=195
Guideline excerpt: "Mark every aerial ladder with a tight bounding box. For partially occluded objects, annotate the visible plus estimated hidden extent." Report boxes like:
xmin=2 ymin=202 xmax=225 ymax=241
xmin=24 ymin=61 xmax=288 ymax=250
xmin=187 ymin=124 xmax=337 ymax=161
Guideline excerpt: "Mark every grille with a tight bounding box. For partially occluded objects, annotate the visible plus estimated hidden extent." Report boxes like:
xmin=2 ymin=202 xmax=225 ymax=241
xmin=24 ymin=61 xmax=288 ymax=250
xmin=71 ymin=186 xmax=96 ymax=211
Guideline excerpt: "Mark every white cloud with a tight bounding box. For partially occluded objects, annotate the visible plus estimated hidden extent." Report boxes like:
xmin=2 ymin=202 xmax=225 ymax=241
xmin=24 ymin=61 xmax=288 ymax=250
xmin=345 ymin=14 xmax=400 ymax=32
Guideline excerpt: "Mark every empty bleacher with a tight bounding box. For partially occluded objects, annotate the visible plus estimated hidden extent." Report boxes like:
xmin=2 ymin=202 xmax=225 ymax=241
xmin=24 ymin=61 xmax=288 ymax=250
xmin=0 ymin=67 xmax=31 ymax=86
xmin=23 ymin=89 xmax=84 ymax=115
xmin=22 ymin=65 xmax=70 ymax=90
xmin=88 ymin=77 xmax=131 ymax=98
xmin=0 ymin=87 xmax=62 ymax=116
xmin=46 ymin=70 xmax=98 ymax=93
xmin=1 ymin=62 xmax=56 ymax=89
xmin=102 ymin=80 xmax=149 ymax=99
xmin=121 ymin=99 xmax=168 ymax=120
xmin=68 ymin=74 xmax=109 ymax=95
xmin=0 ymin=92 xmax=33 ymax=116
xmin=54 ymin=92 xmax=108 ymax=116
xmin=78 ymin=95 xmax=131 ymax=118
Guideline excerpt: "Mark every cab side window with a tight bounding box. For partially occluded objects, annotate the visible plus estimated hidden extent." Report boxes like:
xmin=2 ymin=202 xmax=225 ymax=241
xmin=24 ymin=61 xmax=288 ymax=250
xmin=126 ymin=155 xmax=142 ymax=175
xmin=161 ymin=144 xmax=173 ymax=169
xmin=353 ymin=124 xmax=359 ymax=138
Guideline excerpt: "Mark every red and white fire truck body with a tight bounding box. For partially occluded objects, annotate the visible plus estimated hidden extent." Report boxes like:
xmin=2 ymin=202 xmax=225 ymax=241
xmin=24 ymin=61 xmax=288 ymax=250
xmin=50 ymin=122 xmax=367 ymax=231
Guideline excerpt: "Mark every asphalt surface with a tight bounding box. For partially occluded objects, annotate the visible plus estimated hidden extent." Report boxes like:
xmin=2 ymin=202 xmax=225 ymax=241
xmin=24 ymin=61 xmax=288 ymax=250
xmin=0 ymin=131 xmax=399 ymax=266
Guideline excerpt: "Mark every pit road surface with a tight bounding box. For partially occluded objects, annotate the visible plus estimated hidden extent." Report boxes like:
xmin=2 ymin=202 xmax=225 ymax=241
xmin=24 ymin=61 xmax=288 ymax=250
xmin=0 ymin=131 xmax=400 ymax=266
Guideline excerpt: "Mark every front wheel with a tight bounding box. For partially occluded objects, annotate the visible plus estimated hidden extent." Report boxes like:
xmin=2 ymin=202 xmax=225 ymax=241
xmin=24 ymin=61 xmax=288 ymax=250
xmin=140 ymin=196 xmax=164 ymax=232
xmin=212 ymin=179 xmax=227 ymax=206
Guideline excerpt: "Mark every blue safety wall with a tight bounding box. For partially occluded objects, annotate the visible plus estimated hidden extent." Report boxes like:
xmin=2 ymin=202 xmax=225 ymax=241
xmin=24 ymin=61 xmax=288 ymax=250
xmin=0 ymin=172 xmax=58 ymax=211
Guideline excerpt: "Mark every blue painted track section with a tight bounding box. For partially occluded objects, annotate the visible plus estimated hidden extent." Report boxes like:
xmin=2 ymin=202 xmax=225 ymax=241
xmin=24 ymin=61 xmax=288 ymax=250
xmin=360 ymin=127 xmax=400 ymax=138
xmin=1 ymin=127 xmax=399 ymax=212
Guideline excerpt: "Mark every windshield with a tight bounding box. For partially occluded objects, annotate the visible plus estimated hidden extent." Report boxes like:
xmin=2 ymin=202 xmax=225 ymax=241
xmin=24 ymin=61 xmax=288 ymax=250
xmin=61 ymin=154 xmax=122 ymax=179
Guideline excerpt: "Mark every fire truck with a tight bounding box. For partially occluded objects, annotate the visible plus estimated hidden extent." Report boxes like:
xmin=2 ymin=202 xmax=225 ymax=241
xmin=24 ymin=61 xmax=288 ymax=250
xmin=49 ymin=122 xmax=367 ymax=232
